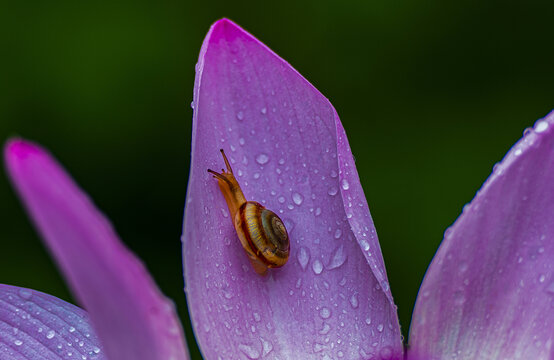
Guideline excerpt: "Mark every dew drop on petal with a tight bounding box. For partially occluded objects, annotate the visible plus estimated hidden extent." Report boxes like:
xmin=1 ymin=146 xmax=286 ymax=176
xmin=328 ymin=245 xmax=347 ymax=270
xmin=535 ymin=120 xmax=548 ymax=133
xmin=297 ymin=247 xmax=310 ymax=270
xmin=236 ymin=111 xmax=244 ymax=121
xmin=312 ymin=259 xmax=323 ymax=275
xmin=292 ymin=192 xmax=304 ymax=205
xmin=341 ymin=179 xmax=350 ymax=190
xmin=328 ymin=187 xmax=338 ymax=196
xmin=18 ymin=288 xmax=32 ymax=300
xmin=256 ymin=153 xmax=269 ymax=165
xmin=319 ymin=307 xmax=331 ymax=319
xmin=46 ymin=330 xmax=55 ymax=339
xmin=14 ymin=340 xmax=22 ymax=346
xmin=238 ymin=344 xmax=260 ymax=359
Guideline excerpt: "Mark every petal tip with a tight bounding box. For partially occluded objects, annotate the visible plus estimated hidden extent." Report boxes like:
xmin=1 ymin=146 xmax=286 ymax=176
xmin=4 ymin=137 xmax=42 ymax=170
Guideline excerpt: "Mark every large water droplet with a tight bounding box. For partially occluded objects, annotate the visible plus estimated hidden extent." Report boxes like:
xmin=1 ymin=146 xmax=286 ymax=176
xmin=256 ymin=153 xmax=269 ymax=165
xmin=328 ymin=245 xmax=347 ymax=270
xmin=292 ymin=192 xmax=304 ymax=205
xmin=312 ymin=259 xmax=323 ymax=274
xmin=297 ymin=247 xmax=310 ymax=270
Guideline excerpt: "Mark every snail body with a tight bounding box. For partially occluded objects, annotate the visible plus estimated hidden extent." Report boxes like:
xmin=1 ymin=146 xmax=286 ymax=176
xmin=208 ymin=149 xmax=290 ymax=275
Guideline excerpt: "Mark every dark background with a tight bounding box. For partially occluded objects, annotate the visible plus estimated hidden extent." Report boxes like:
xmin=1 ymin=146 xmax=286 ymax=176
xmin=1 ymin=1 xmax=553 ymax=358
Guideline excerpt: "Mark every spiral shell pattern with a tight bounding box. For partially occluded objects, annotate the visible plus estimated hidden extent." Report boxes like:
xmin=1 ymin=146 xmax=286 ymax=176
xmin=234 ymin=201 xmax=290 ymax=267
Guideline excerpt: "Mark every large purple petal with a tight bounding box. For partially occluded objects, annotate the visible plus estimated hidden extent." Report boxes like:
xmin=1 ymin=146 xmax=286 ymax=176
xmin=0 ymin=284 xmax=106 ymax=359
xmin=409 ymin=111 xmax=554 ymax=360
xmin=4 ymin=139 xmax=189 ymax=360
xmin=183 ymin=19 xmax=402 ymax=359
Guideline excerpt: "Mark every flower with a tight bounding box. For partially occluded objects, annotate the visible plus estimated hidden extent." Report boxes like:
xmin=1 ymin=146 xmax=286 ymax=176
xmin=3 ymin=18 xmax=553 ymax=360
xmin=3 ymin=139 xmax=189 ymax=360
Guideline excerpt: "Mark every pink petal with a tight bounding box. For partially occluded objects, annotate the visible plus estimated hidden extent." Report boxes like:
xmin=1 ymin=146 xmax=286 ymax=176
xmin=409 ymin=111 xmax=554 ymax=359
xmin=0 ymin=284 xmax=106 ymax=359
xmin=4 ymin=139 xmax=189 ymax=360
xmin=183 ymin=19 xmax=403 ymax=359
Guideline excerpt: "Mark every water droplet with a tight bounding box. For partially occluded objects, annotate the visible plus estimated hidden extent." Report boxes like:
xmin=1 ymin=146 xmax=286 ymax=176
xmin=220 ymin=208 xmax=229 ymax=218
xmin=190 ymin=101 xmax=195 ymax=109
xmin=341 ymin=179 xmax=350 ymax=190
xmin=539 ymin=274 xmax=546 ymax=283
xmin=349 ymin=293 xmax=359 ymax=308
xmin=238 ymin=343 xmax=260 ymax=359
xmin=312 ymin=259 xmax=323 ymax=274
xmin=278 ymin=196 xmax=285 ymax=204
xmin=256 ymin=153 xmax=269 ymax=165
xmin=297 ymin=247 xmax=310 ymax=270
xmin=239 ymin=137 xmax=245 ymax=146
xmin=377 ymin=323 xmax=384 ymax=332
xmin=253 ymin=172 xmax=260 ymax=180
xmin=328 ymin=187 xmax=338 ymax=196
xmin=330 ymin=170 xmax=338 ymax=178
xmin=319 ymin=307 xmax=331 ymax=319
xmin=328 ymin=245 xmax=347 ymax=270
xmin=359 ymin=238 xmax=370 ymax=251
xmin=315 ymin=207 xmax=322 ymax=216
xmin=514 ymin=149 xmax=522 ymax=156
xmin=535 ymin=120 xmax=548 ymax=133
xmin=18 ymin=288 xmax=32 ymax=300
xmin=69 ymin=327 xmax=76 ymax=333
xmin=319 ymin=323 xmax=331 ymax=335
xmin=236 ymin=111 xmax=244 ymax=121
xmin=334 ymin=229 xmax=342 ymax=239
xmin=292 ymin=192 xmax=304 ymax=205
xmin=260 ymin=337 xmax=273 ymax=356
xmin=14 ymin=340 xmax=22 ymax=346
xmin=261 ymin=107 xmax=267 ymax=114
xmin=46 ymin=330 xmax=55 ymax=339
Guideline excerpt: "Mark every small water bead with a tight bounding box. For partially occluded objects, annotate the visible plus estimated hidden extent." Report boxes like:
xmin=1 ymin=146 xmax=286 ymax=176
xmin=312 ymin=259 xmax=324 ymax=274
xmin=514 ymin=149 xmax=522 ymax=156
xmin=315 ymin=207 xmax=322 ymax=216
xmin=46 ymin=330 xmax=55 ymax=339
xmin=69 ymin=327 xmax=76 ymax=333
xmin=238 ymin=343 xmax=260 ymax=359
xmin=278 ymin=158 xmax=285 ymax=165
xmin=319 ymin=307 xmax=331 ymax=319
xmin=297 ymin=247 xmax=310 ymax=270
xmin=261 ymin=107 xmax=267 ymax=114
xmin=535 ymin=121 xmax=549 ymax=133
xmin=236 ymin=111 xmax=245 ymax=121
xmin=239 ymin=137 xmax=245 ymax=146
xmin=253 ymin=172 xmax=261 ymax=180
xmin=18 ymin=288 xmax=32 ymax=300
xmin=255 ymin=153 xmax=269 ymax=165
xmin=328 ymin=245 xmax=347 ymax=270
xmin=341 ymin=179 xmax=350 ymax=190
xmin=349 ymin=294 xmax=359 ymax=309
xmin=292 ymin=192 xmax=304 ymax=205
xmin=14 ymin=339 xmax=23 ymax=346
xmin=334 ymin=229 xmax=342 ymax=239
xmin=539 ymin=274 xmax=546 ymax=283
xmin=377 ymin=324 xmax=384 ymax=332
xmin=328 ymin=187 xmax=338 ymax=196
xmin=319 ymin=323 xmax=331 ymax=335
xmin=278 ymin=196 xmax=285 ymax=204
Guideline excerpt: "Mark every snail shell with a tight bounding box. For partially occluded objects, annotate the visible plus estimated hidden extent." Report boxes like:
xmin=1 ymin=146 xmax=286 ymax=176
xmin=208 ymin=149 xmax=290 ymax=275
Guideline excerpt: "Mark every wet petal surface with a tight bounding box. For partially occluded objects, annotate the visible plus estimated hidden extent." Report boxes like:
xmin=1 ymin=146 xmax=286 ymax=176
xmin=5 ymin=139 xmax=189 ymax=360
xmin=0 ymin=284 xmax=105 ymax=360
xmin=183 ymin=19 xmax=402 ymax=359
xmin=409 ymin=111 xmax=554 ymax=360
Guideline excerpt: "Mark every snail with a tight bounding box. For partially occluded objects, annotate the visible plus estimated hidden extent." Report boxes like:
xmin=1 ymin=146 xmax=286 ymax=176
xmin=208 ymin=149 xmax=290 ymax=275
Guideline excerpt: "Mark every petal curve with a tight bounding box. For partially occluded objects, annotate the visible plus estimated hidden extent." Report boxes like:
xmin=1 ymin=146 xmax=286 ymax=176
xmin=0 ymin=284 xmax=106 ymax=360
xmin=183 ymin=19 xmax=402 ymax=359
xmin=409 ymin=111 xmax=554 ymax=360
xmin=4 ymin=139 xmax=189 ymax=360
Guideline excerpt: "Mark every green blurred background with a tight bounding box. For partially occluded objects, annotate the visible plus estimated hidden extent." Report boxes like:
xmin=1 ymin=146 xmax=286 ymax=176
xmin=1 ymin=1 xmax=553 ymax=358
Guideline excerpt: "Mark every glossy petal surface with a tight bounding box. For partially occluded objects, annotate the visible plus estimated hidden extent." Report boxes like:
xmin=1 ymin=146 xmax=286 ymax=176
xmin=5 ymin=139 xmax=189 ymax=360
xmin=0 ymin=284 xmax=106 ymax=360
xmin=409 ymin=111 xmax=554 ymax=360
xmin=183 ymin=19 xmax=402 ymax=359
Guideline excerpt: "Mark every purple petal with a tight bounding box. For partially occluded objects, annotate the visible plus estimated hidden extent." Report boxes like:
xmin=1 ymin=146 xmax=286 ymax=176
xmin=0 ymin=284 xmax=105 ymax=360
xmin=409 ymin=112 xmax=554 ymax=360
xmin=183 ymin=19 xmax=402 ymax=359
xmin=4 ymin=139 xmax=189 ymax=360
